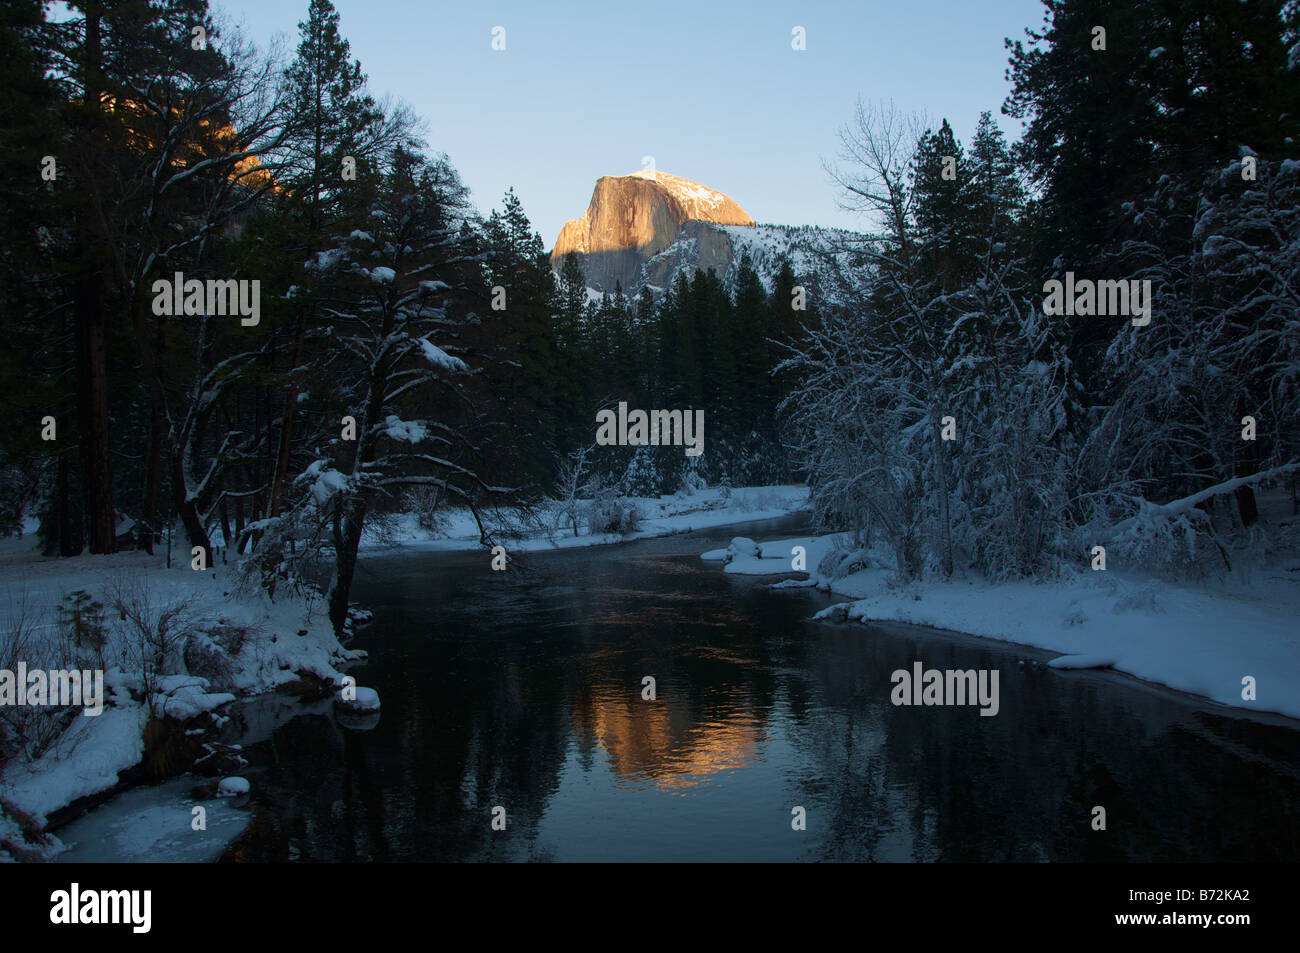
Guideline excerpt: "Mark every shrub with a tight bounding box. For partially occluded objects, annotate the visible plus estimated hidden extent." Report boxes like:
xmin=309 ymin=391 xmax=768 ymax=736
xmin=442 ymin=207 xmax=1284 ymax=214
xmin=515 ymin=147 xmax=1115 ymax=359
xmin=57 ymin=589 xmax=107 ymax=671
xmin=584 ymin=498 xmax=643 ymax=536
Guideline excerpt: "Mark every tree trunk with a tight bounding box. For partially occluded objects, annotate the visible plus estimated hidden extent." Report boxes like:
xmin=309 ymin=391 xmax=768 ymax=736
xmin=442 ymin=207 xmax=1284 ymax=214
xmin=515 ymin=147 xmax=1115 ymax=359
xmin=170 ymin=443 xmax=210 ymax=555
xmin=268 ymin=304 xmax=307 ymax=519
xmin=248 ymin=384 xmax=275 ymax=550
xmin=1234 ymin=398 xmax=1260 ymax=528
xmin=70 ymin=1 xmax=114 ymax=555
xmin=219 ymin=493 xmax=232 ymax=554
xmin=74 ymin=271 xmax=115 ymax=553
xmin=327 ymin=495 xmax=367 ymax=636
xmin=326 ymin=354 xmax=384 ymax=636
xmin=1235 ymin=485 xmax=1259 ymax=528
xmin=935 ymin=412 xmax=953 ymax=577
xmin=56 ymin=454 xmax=80 ymax=557
xmin=126 ymin=244 xmax=171 ymax=555
xmin=139 ymin=386 xmax=164 ymax=554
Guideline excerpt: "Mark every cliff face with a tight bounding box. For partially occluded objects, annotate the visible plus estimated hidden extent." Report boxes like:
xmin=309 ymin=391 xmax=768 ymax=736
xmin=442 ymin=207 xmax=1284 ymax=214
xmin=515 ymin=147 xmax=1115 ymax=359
xmin=551 ymin=170 xmax=755 ymax=292
xmin=639 ymin=220 xmax=735 ymax=289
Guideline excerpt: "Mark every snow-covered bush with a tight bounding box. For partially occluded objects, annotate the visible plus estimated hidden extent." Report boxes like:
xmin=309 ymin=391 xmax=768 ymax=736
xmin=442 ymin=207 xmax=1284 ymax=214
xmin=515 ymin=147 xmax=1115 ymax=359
xmin=583 ymin=497 xmax=643 ymax=536
xmin=817 ymin=544 xmax=880 ymax=581
xmin=945 ymin=309 xmax=1076 ymax=580
xmin=400 ymin=486 xmax=450 ymax=534
xmin=108 ymin=577 xmax=192 ymax=707
xmin=621 ymin=445 xmax=664 ymax=498
xmin=182 ymin=622 xmax=253 ymax=693
xmin=554 ymin=444 xmax=596 ymax=536
xmin=0 ymin=598 xmax=75 ymax=766
xmin=1106 ymin=507 xmax=1226 ymax=582
xmin=678 ymin=458 xmax=707 ymax=496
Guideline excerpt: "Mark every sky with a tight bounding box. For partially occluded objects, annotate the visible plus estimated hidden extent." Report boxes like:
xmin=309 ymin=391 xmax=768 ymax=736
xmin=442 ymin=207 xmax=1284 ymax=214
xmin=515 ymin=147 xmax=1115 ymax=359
xmin=221 ymin=0 xmax=1048 ymax=247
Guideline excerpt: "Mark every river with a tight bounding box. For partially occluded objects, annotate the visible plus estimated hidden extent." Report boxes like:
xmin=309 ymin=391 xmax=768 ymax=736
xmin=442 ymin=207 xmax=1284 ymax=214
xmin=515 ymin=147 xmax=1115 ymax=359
xmin=53 ymin=513 xmax=1300 ymax=862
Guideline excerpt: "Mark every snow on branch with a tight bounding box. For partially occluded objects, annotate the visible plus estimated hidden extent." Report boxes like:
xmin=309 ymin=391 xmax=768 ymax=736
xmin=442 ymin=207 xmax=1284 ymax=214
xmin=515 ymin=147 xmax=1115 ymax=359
xmin=418 ymin=338 xmax=467 ymax=372
xmin=1099 ymin=462 xmax=1300 ymax=541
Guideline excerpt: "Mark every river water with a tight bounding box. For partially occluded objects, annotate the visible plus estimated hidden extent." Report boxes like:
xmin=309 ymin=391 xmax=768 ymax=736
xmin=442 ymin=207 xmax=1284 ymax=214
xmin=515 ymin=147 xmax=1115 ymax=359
xmin=193 ymin=513 xmax=1296 ymax=862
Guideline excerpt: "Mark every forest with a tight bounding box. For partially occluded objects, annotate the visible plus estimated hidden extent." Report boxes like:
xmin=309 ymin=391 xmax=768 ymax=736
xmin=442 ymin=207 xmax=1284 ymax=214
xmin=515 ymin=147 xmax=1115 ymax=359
xmin=1 ymin=0 xmax=1298 ymax=640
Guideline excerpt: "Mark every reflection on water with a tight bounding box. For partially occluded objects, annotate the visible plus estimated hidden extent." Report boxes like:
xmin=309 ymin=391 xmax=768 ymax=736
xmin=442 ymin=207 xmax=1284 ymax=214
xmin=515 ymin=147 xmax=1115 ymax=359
xmin=574 ymin=678 xmax=764 ymax=790
xmin=222 ymin=516 xmax=1300 ymax=862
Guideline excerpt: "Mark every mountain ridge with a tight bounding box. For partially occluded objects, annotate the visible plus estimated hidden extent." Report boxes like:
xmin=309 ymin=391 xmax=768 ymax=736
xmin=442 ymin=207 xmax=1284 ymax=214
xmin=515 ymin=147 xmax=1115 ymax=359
xmin=551 ymin=170 xmax=865 ymax=300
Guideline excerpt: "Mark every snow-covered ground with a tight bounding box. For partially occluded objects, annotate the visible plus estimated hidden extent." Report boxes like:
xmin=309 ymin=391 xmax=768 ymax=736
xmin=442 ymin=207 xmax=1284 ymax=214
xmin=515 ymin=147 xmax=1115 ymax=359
xmin=50 ymin=776 xmax=252 ymax=863
xmin=704 ymin=533 xmax=1300 ymax=722
xmin=363 ymin=484 xmax=810 ymax=554
xmin=0 ymin=534 xmax=361 ymax=858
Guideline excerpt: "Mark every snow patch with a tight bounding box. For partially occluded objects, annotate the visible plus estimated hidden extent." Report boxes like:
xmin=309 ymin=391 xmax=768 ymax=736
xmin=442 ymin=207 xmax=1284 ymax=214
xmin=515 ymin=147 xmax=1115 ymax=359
xmin=336 ymin=686 xmax=381 ymax=712
xmin=383 ymin=415 xmax=428 ymax=443
xmin=216 ymin=776 xmax=250 ymax=797
xmin=418 ymin=338 xmax=467 ymax=372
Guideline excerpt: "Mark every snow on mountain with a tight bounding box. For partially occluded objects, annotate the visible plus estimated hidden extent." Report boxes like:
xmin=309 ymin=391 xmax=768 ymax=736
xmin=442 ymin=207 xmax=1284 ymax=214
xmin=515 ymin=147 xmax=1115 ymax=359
xmin=624 ymin=168 xmax=739 ymax=220
xmin=552 ymin=170 xmax=869 ymax=304
xmin=636 ymin=220 xmax=870 ymax=306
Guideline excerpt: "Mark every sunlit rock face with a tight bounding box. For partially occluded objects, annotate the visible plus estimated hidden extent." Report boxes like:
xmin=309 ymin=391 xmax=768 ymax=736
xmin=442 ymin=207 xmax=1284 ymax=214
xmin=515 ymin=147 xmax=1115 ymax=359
xmin=551 ymin=170 xmax=755 ymax=293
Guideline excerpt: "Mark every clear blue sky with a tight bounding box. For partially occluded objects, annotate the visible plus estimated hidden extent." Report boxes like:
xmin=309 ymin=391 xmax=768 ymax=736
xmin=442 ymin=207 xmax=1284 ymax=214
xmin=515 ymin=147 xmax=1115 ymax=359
xmin=222 ymin=0 xmax=1047 ymax=247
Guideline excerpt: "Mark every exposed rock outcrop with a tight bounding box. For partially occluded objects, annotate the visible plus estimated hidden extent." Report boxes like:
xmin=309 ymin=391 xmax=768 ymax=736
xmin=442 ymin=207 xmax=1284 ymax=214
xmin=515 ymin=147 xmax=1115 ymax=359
xmin=551 ymin=170 xmax=755 ymax=292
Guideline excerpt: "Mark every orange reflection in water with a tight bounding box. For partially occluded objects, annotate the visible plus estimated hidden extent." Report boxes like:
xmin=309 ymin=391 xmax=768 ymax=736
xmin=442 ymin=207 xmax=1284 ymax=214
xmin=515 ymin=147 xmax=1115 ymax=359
xmin=572 ymin=680 xmax=766 ymax=791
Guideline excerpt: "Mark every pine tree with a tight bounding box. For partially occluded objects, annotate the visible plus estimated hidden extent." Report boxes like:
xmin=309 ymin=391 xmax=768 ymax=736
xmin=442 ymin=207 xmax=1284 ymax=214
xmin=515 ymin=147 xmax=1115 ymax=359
xmin=606 ymin=282 xmax=635 ymax=401
xmin=283 ymin=0 xmax=387 ymax=233
xmin=556 ymin=251 xmax=588 ymax=346
xmin=910 ymin=119 xmax=970 ymax=293
xmin=967 ymin=111 xmax=1024 ymax=241
xmin=265 ymin=0 xmax=399 ymax=527
xmin=552 ymin=251 xmax=594 ymax=452
xmin=296 ymin=148 xmax=504 ymax=634
xmin=631 ymin=286 xmax=658 ymax=400
xmin=1005 ymin=0 xmax=1300 ymax=267
xmin=479 ymin=188 xmax=559 ymax=491
xmin=37 ymin=0 xmax=285 ymax=555
xmin=731 ymin=251 xmax=770 ymax=413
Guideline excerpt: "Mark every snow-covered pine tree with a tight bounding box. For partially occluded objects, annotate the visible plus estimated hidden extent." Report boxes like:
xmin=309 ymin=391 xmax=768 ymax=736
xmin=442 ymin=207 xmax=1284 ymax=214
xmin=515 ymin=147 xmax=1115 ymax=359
xmin=294 ymin=147 xmax=512 ymax=634
xmin=264 ymin=0 xmax=410 ymax=529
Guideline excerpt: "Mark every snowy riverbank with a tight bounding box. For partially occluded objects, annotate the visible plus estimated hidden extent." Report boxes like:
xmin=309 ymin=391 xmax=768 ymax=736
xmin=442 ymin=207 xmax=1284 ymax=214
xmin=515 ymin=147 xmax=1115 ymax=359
xmin=0 ymin=538 xmax=362 ymax=860
xmin=704 ymin=533 xmax=1300 ymax=722
xmin=362 ymin=484 xmax=811 ymax=554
